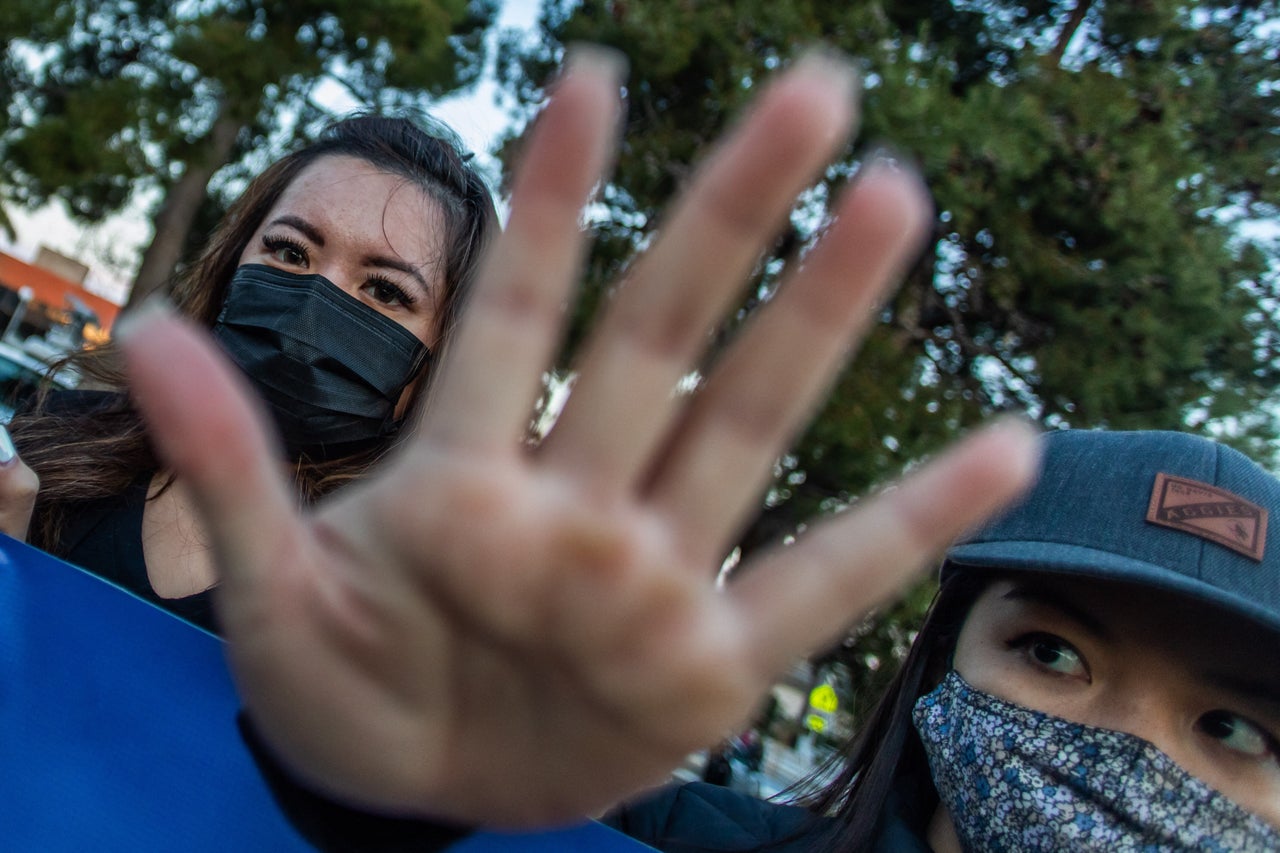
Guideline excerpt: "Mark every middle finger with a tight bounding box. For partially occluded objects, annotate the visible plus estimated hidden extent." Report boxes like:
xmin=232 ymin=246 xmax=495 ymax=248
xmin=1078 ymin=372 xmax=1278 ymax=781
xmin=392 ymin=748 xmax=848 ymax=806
xmin=539 ymin=54 xmax=860 ymax=491
xmin=647 ymin=162 xmax=933 ymax=566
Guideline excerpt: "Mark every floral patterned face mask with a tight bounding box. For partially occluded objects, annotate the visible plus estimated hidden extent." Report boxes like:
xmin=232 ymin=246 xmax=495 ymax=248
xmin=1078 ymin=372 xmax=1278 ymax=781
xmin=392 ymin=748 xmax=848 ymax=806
xmin=913 ymin=671 xmax=1280 ymax=852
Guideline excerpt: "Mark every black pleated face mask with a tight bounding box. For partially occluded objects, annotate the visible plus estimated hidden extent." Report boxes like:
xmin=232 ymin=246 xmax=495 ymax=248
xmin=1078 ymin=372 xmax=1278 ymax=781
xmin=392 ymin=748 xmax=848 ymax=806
xmin=212 ymin=264 xmax=430 ymax=460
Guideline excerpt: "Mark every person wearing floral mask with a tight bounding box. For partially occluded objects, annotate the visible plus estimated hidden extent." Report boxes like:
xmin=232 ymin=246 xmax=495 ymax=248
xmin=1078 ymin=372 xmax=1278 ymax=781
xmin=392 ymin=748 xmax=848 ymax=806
xmin=608 ymin=429 xmax=1280 ymax=851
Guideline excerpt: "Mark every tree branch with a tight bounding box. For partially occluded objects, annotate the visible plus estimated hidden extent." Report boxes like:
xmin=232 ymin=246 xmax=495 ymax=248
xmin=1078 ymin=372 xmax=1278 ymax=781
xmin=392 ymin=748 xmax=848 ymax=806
xmin=1051 ymin=0 xmax=1095 ymax=67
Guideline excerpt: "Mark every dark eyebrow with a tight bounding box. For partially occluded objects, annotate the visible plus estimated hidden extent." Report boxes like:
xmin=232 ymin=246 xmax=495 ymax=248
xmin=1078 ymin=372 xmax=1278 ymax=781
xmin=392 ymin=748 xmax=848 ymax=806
xmin=1203 ymin=672 xmax=1280 ymax=717
xmin=1001 ymin=584 xmax=1115 ymax=642
xmin=266 ymin=215 xmax=325 ymax=247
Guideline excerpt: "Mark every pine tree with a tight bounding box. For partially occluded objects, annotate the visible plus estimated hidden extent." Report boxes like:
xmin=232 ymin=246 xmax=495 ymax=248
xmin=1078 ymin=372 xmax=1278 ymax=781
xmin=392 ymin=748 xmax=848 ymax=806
xmin=1 ymin=0 xmax=497 ymax=307
xmin=502 ymin=0 xmax=1280 ymax=726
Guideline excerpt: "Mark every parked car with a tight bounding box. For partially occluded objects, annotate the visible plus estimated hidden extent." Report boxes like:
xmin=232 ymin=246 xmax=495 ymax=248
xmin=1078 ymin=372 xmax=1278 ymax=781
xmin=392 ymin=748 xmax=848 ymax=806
xmin=0 ymin=338 xmax=79 ymax=422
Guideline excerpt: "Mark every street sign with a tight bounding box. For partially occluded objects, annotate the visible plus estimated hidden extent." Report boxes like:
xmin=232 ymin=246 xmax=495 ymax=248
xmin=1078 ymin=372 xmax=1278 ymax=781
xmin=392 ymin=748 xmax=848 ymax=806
xmin=808 ymin=683 xmax=839 ymax=714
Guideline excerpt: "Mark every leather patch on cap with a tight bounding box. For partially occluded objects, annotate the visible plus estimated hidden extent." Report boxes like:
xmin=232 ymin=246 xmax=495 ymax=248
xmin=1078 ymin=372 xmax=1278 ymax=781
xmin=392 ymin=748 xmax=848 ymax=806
xmin=1146 ymin=473 xmax=1267 ymax=561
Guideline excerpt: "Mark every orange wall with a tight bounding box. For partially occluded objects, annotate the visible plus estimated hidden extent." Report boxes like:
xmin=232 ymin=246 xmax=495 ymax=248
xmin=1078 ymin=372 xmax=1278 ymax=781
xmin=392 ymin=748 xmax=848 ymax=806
xmin=0 ymin=251 xmax=121 ymax=333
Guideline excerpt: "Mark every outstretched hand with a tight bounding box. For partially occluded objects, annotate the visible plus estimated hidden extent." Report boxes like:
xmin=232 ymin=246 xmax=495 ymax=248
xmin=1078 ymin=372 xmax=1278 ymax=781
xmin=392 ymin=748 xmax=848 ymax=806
xmin=118 ymin=48 xmax=1038 ymax=827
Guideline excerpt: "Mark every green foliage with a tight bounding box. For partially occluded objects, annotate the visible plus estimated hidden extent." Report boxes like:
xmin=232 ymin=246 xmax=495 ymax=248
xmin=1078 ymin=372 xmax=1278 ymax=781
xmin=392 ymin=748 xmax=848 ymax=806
xmin=1 ymin=0 xmax=497 ymax=277
xmin=504 ymin=0 xmax=1280 ymax=699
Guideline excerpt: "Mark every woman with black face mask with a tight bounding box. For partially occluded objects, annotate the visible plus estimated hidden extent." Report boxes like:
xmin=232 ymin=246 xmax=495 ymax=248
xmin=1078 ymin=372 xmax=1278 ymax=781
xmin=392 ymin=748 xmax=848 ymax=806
xmin=8 ymin=47 xmax=1040 ymax=841
xmin=6 ymin=112 xmax=498 ymax=632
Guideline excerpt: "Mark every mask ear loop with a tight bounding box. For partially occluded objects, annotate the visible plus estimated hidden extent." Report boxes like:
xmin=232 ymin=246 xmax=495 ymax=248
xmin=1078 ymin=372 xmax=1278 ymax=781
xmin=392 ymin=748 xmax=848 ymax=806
xmin=407 ymin=346 xmax=433 ymax=380
xmin=383 ymin=347 xmax=434 ymax=435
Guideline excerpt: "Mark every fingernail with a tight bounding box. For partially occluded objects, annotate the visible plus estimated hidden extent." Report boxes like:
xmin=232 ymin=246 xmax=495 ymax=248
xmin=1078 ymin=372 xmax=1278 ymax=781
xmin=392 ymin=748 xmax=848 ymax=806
xmin=792 ymin=47 xmax=861 ymax=106
xmin=562 ymin=42 xmax=629 ymax=86
xmin=990 ymin=412 xmax=1044 ymax=443
xmin=860 ymin=141 xmax=917 ymax=174
xmin=0 ymin=424 xmax=16 ymax=466
xmin=113 ymin=295 xmax=175 ymax=344
xmin=986 ymin=415 xmax=1045 ymax=479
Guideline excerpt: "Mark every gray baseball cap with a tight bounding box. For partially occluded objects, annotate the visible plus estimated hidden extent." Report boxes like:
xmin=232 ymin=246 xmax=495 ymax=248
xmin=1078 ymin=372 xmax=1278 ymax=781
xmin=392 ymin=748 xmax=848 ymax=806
xmin=944 ymin=429 xmax=1280 ymax=640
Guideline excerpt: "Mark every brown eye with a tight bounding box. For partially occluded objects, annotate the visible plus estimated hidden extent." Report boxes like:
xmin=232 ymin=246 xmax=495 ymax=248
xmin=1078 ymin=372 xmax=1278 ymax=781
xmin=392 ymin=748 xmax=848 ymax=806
xmin=364 ymin=277 xmax=415 ymax=308
xmin=1198 ymin=711 xmax=1276 ymax=760
xmin=1011 ymin=632 xmax=1089 ymax=679
xmin=262 ymin=235 xmax=309 ymax=267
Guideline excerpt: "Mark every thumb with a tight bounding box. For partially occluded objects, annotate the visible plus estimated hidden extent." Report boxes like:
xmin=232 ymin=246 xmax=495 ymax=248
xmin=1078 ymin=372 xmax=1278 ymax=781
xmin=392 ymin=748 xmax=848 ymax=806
xmin=116 ymin=304 xmax=301 ymax=596
xmin=0 ymin=425 xmax=39 ymax=540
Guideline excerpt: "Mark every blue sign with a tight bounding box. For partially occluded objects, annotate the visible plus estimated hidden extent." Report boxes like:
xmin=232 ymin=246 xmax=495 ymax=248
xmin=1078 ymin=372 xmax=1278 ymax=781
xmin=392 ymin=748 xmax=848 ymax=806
xmin=0 ymin=536 xmax=652 ymax=852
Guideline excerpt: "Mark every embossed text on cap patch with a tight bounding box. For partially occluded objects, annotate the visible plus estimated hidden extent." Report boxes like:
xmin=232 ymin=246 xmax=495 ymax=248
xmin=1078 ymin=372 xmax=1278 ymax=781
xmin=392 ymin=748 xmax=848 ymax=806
xmin=1146 ymin=473 xmax=1267 ymax=561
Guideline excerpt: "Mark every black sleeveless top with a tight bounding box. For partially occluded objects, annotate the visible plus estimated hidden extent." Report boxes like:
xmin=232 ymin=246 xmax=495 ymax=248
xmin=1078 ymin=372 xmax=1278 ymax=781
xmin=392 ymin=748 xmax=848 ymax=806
xmin=23 ymin=390 xmax=218 ymax=633
xmin=57 ymin=473 xmax=218 ymax=633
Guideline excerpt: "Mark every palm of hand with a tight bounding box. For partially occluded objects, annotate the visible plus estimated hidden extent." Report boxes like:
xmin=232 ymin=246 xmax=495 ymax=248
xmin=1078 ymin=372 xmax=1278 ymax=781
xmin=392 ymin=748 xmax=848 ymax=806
xmin=120 ymin=49 xmax=1037 ymax=827
xmin=303 ymin=455 xmax=755 ymax=824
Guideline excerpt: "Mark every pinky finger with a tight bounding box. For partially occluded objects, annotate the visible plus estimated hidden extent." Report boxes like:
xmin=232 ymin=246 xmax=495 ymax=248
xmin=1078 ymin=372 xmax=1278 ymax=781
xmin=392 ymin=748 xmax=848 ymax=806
xmin=731 ymin=417 xmax=1041 ymax=676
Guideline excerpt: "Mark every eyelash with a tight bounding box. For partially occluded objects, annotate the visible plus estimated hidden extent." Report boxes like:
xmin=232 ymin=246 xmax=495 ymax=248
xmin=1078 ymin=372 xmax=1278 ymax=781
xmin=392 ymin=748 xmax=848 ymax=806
xmin=260 ymin=235 xmax=416 ymax=309
xmin=262 ymin=234 xmax=309 ymax=265
xmin=1005 ymin=631 xmax=1280 ymax=766
xmin=1007 ymin=631 xmax=1090 ymax=680
xmin=364 ymin=275 xmax=417 ymax=309
xmin=1197 ymin=711 xmax=1280 ymax=764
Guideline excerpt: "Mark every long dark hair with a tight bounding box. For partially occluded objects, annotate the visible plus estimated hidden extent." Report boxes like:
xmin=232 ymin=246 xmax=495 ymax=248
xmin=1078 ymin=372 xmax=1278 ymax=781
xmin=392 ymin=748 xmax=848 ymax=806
xmin=12 ymin=113 xmax=499 ymax=553
xmin=793 ymin=570 xmax=988 ymax=851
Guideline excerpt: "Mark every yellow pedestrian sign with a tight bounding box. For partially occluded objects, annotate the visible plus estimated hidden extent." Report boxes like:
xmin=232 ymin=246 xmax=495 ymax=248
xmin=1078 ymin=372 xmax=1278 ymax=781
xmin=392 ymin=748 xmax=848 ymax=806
xmin=809 ymin=683 xmax=838 ymax=714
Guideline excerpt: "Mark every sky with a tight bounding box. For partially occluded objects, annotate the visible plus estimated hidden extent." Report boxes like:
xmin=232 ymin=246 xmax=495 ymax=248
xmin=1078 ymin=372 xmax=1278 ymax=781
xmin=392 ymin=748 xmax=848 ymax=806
xmin=1 ymin=0 xmax=543 ymax=305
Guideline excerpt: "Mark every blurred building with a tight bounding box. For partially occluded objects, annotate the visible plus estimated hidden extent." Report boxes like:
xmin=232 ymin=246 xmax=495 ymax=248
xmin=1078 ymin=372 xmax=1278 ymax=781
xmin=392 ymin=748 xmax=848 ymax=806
xmin=0 ymin=247 xmax=120 ymax=348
